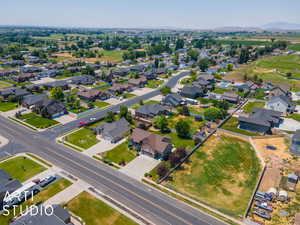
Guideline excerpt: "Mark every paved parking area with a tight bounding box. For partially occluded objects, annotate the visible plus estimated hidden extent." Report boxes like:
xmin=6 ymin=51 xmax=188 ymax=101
xmin=279 ymin=118 xmax=300 ymax=131
xmin=119 ymin=155 xmax=160 ymax=180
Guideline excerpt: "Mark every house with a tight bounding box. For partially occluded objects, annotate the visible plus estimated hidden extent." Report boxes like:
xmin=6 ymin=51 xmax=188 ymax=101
xmin=43 ymin=80 xmax=69 ymax=90
xmin=22 ymin=94 xmax=48 ymax=108
xmin=290 ymin=130 xmax=300 ymax=156
xmin=109 ymin=83 xmax=132 ymax=94
xmin=78 ymin=90 xmax=110 ymax=102
xmin=0 ymin=169 xmax=22 ymax=208
xmin=12 ymin=73 xmax=36 ymax=83
xmin=268 ymin=85 xmax=291 ymax=98
xmin=143 ymin=71 xmax=157 ymax=80
xmin=235 ymin=81 xmax=258 ymax=93
xmin=0 ymin=88 xmax=30 ymax=99
xmin=34 ymin=99 xmax=67 ymax=118
xmin=162 ymin=94 xmax=186 ymax=107
xmin=131 ymin=128 xmax=172 ymax=159
xmin=221 ymin=92 xmax=241 ymax=104
xmin=110 ymin=68 xmax=129 ymax=76
xmin=180 ymin=85 xmax=205 ymax=99
xmin=238 ymin=108 xmax=282 ymax=134
xmin=93 ymin=118 xmax=130 ymax=143
xmin=70 ymin=75 xmax=95 ymax=85
xmin=135 ymin=104 xmax=169 ymax=119
xmin=128 ymin=77 xmax=147 ymax=88
xmin=265 ymin=94 xmax=295 ymax=114
xmin=286 ymin=173 xmax=298 ymax=192
xmin=20 ymin=66 xmax=42 ymax=73
xmin=10 ymin=204 xmax=74 ymax=225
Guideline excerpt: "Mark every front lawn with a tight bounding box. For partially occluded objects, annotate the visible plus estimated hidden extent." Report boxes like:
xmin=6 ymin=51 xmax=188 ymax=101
xmin=66 ymin=191 xmax=138 ymax=225
xmin=146 ymin=80 xmax=164 ymax=88
xmin=243 ymin=101 xmax=265 ymax=113
xmin=0 ymin=102 xmax=18 ymax=112
xmin=287 ymin=113 xmax=300 ymax=122
xmin=221 ymin=117 xmax=260 ymax=136
xmin=164 ymin=135 xmax=261 ymax=217
xmin=65 ymin=128 xmax=99 ymax=149
xmin=68 ymin=106 xmax=90 ymax=114
xmin=0 ymin=156 xmax=46 ymax=182
xmin=101 ymin=141 xmax=137 ymax=165
xmin=122 ymin=93 xmax=136 ymax=99
xmin=19 ymin=112 xmax=59 ymax=129
xmin=92 ymin=101 xmax=110 ymax=109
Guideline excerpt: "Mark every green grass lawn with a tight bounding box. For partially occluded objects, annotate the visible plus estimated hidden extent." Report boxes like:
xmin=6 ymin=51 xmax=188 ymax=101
xmin=0 ymin=81 xmax=12 ymax=87
xmin=19 ymin=112 xmax=59 ymax=129
xmin=213 ymin=87 xmax=228 ymax=94
xmin=0 ymin=178 xmax=72 ymax=225
xmin=66 ymin=191 xmax=138 ymax=225
xmin=164 ymin=135 xmax=261 ymax=217
xmin=146 ymin=80 xmax=164 ymax=88
xmin=0 ymin=156 xmax=46 ymax=182
xmin=122 ymin=93 xmax=136 ymax=99
xmin=98 ymin=50 xmax=127 ymax=63
xmin=68 ymin=106 xmax=90 ymax=114
xmin=101 ymin=141 xmax=137 ymax=165
xmin=92 ymin=101 xmax=110 ymax=108
xmin=144 ymin=100 xmax=160 ymax=105
xmin=221 ymin=117 xmax=260 ymax=136
xmin=287 ymin=113 xmax=300 ymax=122
xmin=0 ymin=102 xmax=19 ymax=112
xmin=65 ymin=128 xmax=99 ymax=149
xmin=243 ymin=101 xmax=265 ymax=113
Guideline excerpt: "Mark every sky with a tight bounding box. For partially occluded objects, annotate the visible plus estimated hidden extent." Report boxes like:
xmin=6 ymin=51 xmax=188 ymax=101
xmin=1 ymin=0 xmax=300 ymax=29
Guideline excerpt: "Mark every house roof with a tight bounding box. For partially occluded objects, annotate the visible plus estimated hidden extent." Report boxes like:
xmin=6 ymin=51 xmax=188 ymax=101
xmin=270 ymin=85 xmax=290 ymax=94
xmin=94 ymin=118 xmax=130 ymax=139
xmin=268 ymin=94 xmax=294 ymax=107
xmin=292 ymin=130 xmax=300 ymax=142
xmin=136 ymin=104 xmax=168 ymax=116
xmin=128 ymin=77 xmax=147 ymax=86
xmin=70 ymin=75 xmax=95 ymax=85
xmin=181 ymin=85 xmax=203 ymax=96
xmin=239 ymin=108 xmax=282 ymax=127
xmin=22 ymin=94 xmax=48 ymax=106
xmin=78 ymin=90 xmax=101 ymax=98
xmin=36 ymin=99 xmax=66 ymax=115
xmin=163 ymin=94 xmax=183 ymax=106
xmin=222 ymin=92 xmax=240 ymax=101
xmin=131 ymin=128 xmax=170 ymax=154
xmin=0 ymin=169 xmax=22 ymax=195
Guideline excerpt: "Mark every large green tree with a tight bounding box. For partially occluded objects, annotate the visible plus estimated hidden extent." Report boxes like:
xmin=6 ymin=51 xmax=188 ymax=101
xmin=175 ymin=119 xmax=191 ymax=138
xmin=50 ymin=87 xmax=64 ymax=101
xmin=154 ymin=115 xmax=169 ymax=132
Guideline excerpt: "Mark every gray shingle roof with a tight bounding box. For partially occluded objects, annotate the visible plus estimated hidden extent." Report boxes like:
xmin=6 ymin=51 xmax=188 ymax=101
xmin=136 ymin=104 xmax=168 ymax=116
xmin=239 ymin=108 xmax=282 ymax=127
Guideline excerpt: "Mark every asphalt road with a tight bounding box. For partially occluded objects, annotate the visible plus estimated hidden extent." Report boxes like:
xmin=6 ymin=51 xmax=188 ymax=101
xmin=0 ymin=71 xmax=230 ymax=225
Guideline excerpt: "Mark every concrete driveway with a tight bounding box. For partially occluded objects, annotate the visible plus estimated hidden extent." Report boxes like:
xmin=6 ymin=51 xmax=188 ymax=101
xmin=54 ymin=114 xmax=76 ymax=124
xmin=32 ymin=77 xmax=56 ymax=85
xmin=119 ymin=155 xmax=160 ymax=180
xmin=83 ymin=138 xmax=126 ymax=157
xmin=279 ymin=118 xmax=300 ymax=131
xmin=132 ymin=87 xmax=153 ymax=96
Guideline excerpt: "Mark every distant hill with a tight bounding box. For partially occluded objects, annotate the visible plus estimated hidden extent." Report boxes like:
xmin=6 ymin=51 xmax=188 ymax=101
xmin=262 ymin=22 xmax=300 ymax=30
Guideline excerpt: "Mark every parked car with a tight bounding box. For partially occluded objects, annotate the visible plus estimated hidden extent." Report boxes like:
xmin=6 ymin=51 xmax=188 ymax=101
xmin=39 ymin=176 xmax=56 ymax=188
xmin=78 ymin=121 xmax=87 ymax=127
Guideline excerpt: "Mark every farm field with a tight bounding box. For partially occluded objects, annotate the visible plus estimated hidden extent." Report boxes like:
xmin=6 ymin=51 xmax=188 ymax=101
xmin=66 ymin=191 xmax=138 ymax=225
xmin=226 ymin=54 xmax=300 ymax=91
xmin=164 ymin=135 xmax=261 ymax=217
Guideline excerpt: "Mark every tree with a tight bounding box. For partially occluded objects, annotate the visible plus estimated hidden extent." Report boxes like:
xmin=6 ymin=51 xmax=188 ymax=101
xmin=160 ymin=86 xmax=171 ymax=95
xmin=157 ymin=165 xmax=169 ymax=179
xmin=175 ymin=39 xmax=184 ymax=50
xmin=139 ymin=99 xmax=144 ymax=105
xmin=169 ymin=147 xmax=187 ymax=167
xmin=154 ymin=58 xmax=159 ymax=68
xmin=106 ymin=111 xmax=115 ymax=123
xmin=120 ymin=106 xmax=129 ymax=118
xmin=198 ymin=58 xmax=210 ymax=72
xmin=154 ymin=116 xmax=169 ymax=132
xmin=187 ymin=49 xmax=199 ymax=61
xmin=204 ymin=107 xmax=225 ymax=121
xmin=175 ymin=119 xmax=191 ymax=138
xmin=214 ymin=100 xmax=230 ymax=110
xmin=178 ymin=105 xmax=190 ymax=116
xmin=227 ymin=64 xmax=233 ymax=72
xmin=238 ymin=48 xmax=250 ymax=64
xmin=50 ymin=87 xmax=64 ymax=101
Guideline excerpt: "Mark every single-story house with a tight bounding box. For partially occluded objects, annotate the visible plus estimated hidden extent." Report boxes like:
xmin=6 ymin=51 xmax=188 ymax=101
xmin=238 ymin=108 xmax=282 ymax=134
xmin=22 ymin=94 xmax=48 ymax=108
xmin=43 ymin=80 xmax=69 ymax=90
xmin=0 ymin=88 xmax=30 ymax=99
xmin=135 ymin=104 xmax=169 ymax=119
xmin=131 ymin=128 xmax=172 ymax=159
xmin=109 ymin=83 xmax=132 ymax=94
xmin=221 ymin=92 xmax=241 ymax=104
xmin=70 ymin=75 xmax=95 ymax=85
xmin=265 ymin=94 xmax=295 ymax=114
xmin=162 ymin=94 xmax=186 ymax=107
xmin=180 ymin=85 xmax=205 ymax=99
xmin=11 ymin=73 xmax=36 ymax=83
xmin=93 ymin=118 xmax=130 ymax=143
xmin=128 ymin=77 xmax=147 ymax=88
xmin=78 ymin=90 xmax=110 ymax=102
xmin=34 ymin=99 xmax=67 ymax=118
xmin=290 ymin=129 xmax=300 ymax=156
xmin=268 ymin=85 xmax=291 ymax=99
xmin=20 ymin=66 xmax=42 ymax=73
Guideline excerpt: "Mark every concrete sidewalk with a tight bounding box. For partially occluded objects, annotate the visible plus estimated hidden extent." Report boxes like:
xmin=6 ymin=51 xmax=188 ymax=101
xmin=83 ymin=138 xmax=126 ymax=157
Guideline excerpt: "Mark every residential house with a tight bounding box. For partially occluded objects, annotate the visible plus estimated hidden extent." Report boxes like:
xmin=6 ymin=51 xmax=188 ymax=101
xmin=70 ymin=75 xmax=95 ymax=85
xmin=10 ymin=204 xmax=74 ymax=225
xmin=0 ymin=169 xmax=22 ymax=207
xmin=265 ymin=94 xmax=295 ymax=114
xmin=93 ymin=118 xmax=130 ymax=143
xmin=268 ymin=85 xmax=291 ymax=99
xmin=222 ymin=92 xmax=241 ymax=104
xmin=235 ymin=81 xmax=258 ymax=93
xmin=78 ymin=90 xmax=110 ymax=102
xmin=143 ymin=71 xmax=157 ymax=80
xmin=162 ymin=94 xmax=186 ymax=107
xmin=290 ymin=129 xmax=300 ymax=156
xmin=287 ymin=173 xmax=298 ymax=192
xmin=0 ymin=88 xmax=29 ymax=100
xmin=12 ymin=73 xmax=36 ymax=83
xmin=34 ymin=99 xmax=67 ymax=118
xmin=128 ymin=77 xmax=147 ymax=88
xmin=20 ymin=66 xmax=42 ymax=73
xmin=131 ymin=128 xmax=172 ymax=159
xmin=22 ymin=94 xmax=48 ymax=108
xmin=109 ymin=83 xmax=132 ymax=94
xmin=238 ymin=108 xmax=282 ymax=134
xmin=43 ymin=80 xmax=69 ymax=90
xmin=110 ymin=68 xmax=129 ymax=76
xmin=135 ymin=104 xmax=169 ymax=119
xmin=180 ymin=85 xmax=205 ymax=99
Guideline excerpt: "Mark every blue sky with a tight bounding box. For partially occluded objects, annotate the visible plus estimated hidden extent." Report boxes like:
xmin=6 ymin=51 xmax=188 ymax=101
xmin=1 ymin=0 xmax=299 ymax=29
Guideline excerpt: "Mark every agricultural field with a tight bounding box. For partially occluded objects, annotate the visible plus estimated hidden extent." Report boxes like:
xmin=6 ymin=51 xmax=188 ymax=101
xmin=66 ymin=191 xmax=138 ymax=225
xmin=226 ymin=55 xmax=300 ymax=91
xmin=164 ymin=135 xmax=261 ymax=217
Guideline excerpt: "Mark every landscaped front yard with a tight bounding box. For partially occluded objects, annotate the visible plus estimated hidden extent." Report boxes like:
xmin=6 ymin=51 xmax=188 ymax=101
xmin=121 ymin=93 xmax=136 ymax=99
xmin=146 ymin=80 xmax=164 ymax=88
xmin=0 ymin=101 xmax=19 ymax=112
xmin=243 ymin=101 xmax=265 ymax=113
xmin=19 ymin=112 xmax=59 ymax=129
xmin=64 ymin=128 xmax=99 ymax=149
xmin=221 ymin=117 xmax=260 ymax=136
xmin=68 ymin=106 xmax=90 ymax=114
xmin=101 ymin=141 xmax=137 ymax=165
xmin=0 ymin=156 xmax=46 ymax=182
xmin=66 ymin=191 xmax=138 ymax=225
xmin=163 ymin=135 xmax=261 ymax=217
xmin=92 ymin=101 xmax=111 ymax=109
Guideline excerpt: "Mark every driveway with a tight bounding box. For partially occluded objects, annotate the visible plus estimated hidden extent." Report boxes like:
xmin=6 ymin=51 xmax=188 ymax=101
xmin=279 ymin=118 xmax=300 ymax=131
xmin=54 ymin=114 xmax=76 ymax=124
xmin=119 ymin=155 xmax=160 ymax=180
xmin=32 ymin=77 xmax=56 ymax=85
xmin=83 ymin=138 xmax=126 ymax=157
xmin=0 ymin=107 xmax=29 ymax=118
xmin=132 ymin=87 xmax=153 ymax=96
